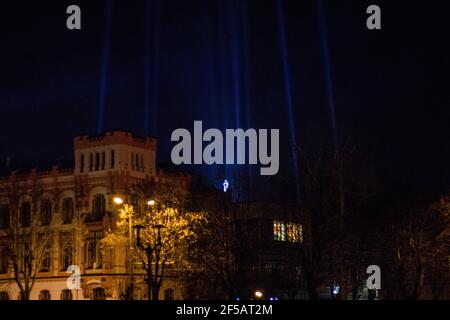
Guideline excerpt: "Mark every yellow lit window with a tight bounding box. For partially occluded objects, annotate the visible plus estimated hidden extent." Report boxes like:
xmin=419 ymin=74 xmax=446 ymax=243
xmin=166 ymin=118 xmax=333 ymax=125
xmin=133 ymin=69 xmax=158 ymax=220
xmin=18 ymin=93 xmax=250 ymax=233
xmin=274 ymin=220 xmax=303 ymax=243
xmin=273 ymin=220 xmax=285 ymax=241
xmin=286 ymin=223 xmax=303 ymax=243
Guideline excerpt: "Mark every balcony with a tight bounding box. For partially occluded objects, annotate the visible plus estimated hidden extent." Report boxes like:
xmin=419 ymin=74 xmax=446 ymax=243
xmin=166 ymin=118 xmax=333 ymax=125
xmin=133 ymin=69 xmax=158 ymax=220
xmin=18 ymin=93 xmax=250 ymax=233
xmin=83 ymin=211 xmax=112 ymax=224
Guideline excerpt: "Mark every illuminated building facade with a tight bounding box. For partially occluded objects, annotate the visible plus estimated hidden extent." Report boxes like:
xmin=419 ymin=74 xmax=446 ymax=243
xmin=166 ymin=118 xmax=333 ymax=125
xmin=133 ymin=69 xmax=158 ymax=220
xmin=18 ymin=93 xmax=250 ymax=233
xmin=0 ymin=131 xmax=190 ymax=300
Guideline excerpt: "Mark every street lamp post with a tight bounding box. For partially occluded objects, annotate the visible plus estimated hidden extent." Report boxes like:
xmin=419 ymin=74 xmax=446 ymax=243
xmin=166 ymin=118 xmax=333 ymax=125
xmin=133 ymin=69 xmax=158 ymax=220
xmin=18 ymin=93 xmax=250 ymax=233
xmin=114 ymin=197 xmax=135 ymax=300
xmin=114 ymin=196 xmax=158 ymax=300
xmin=134 ymin=222 xmax=164 ymax=301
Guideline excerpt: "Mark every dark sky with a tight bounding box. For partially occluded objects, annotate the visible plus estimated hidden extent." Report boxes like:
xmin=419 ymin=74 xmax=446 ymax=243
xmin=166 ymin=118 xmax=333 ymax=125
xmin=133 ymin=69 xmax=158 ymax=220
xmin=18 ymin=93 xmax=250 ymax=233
xmin=0 ymin=1 xmax=449 ymax=198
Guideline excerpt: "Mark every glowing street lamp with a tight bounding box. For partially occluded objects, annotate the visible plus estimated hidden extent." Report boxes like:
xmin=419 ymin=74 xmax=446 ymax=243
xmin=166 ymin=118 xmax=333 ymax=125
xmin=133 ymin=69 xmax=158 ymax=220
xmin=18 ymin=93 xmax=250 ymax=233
xmin=113 ymin=197 xmax=124 ymax=205
xmin=112 ymin=195 xmax=156 ymax=300
xmin=254 ymin=290 xmax=263 ymax=299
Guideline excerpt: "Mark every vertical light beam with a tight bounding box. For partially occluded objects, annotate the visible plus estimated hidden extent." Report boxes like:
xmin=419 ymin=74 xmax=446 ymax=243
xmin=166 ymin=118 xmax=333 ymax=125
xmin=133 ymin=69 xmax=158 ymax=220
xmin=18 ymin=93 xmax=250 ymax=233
xmin=229 ymin=0 xmax=242 ymax=129
xmin=217 ymin=0 xmax=232 ymax=183
xmin=97 ymin=0 xmax=114 ymax=135
xmin=317 ymin=0 xmax=338 ymax=147
xmin=242 ymin=0 xmax=253 ymax=188
xmin=144 ymin=0 xmax=161 ymax=136
xmin=143 ymin=0 xmax=151 ymax=135
xmin=276 ymin=0 xmax=301 ymax=201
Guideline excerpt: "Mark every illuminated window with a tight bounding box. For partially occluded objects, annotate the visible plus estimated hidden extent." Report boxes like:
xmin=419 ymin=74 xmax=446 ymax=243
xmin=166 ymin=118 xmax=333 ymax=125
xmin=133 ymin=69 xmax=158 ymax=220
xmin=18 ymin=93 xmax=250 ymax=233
xmin=286 ymin=223 xmax=303 ymax=243
xmin=273 ymin=220 xmax=286 ymax=241
xmin=273 ymin=220 xmax=303 ymax=243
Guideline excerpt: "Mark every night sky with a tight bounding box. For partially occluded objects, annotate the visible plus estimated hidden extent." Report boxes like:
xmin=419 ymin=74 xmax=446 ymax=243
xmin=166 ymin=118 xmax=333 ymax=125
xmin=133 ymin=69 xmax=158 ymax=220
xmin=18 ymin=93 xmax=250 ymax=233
xmin=0 ymin=1 xmax=449 ymax=200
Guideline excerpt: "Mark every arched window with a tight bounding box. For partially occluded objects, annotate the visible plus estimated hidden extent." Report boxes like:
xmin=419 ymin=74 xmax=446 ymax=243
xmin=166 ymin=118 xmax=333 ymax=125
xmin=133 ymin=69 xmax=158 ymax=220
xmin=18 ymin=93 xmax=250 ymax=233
xmin=86 ymin=240 xmax=96 ymax=269
xmin=40 ymin=200 xmax=52 ymax=226
xmin=135 ymin=154 xmax=140 ymax=171
xmin=0 ymin=247 xmax=9 ymax=274
xmin=0 ymin=291 xmax=9 ymax=300
xmin=61 ymin=245 xmax=73 ymax=271
xmin=20 ymin=202 xmax=31 ymax=227
xmin=96 ymin=242 xmax=103 ymax=269
xmin=61 ymin=289 xmax=73 ymax=300
xmin=0 ymin=204 xmax=10 ymax=229
xmin=164 ymin=289 xmax=175 ymax=300
xmin=40 ymin=245 xmax=51 ymax=272
xmin=92 ymin=287 xmax=106 ymax=300
xmin=62 ymin=198 xmax=74 ymax=224
xmin=131 ymin=195 xmax=141 ymax=217
xmin=92 ymin=195 xmax=105 ymax=221
xmin=95 ymin=153 xmax=100 ymax=171
xmin=80 ymin=154 xmax=85 ymax=173
xmin=110 ymin=150 xmax=115 ymax=169
xmin=39 ymin=290 xmax=51 ymax=300
xmin=89 ymin=153 xmax=94 ymax=172
xmin=101 ymin=152 xmax=106 ymax=170
xmin=86 ymin=231 xmax=103 ymax=269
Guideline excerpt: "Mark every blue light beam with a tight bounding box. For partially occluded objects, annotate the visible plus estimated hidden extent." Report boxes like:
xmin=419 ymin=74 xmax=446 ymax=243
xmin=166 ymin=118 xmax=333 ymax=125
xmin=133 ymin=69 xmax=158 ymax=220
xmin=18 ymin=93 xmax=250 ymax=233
xmin=144 ymin=0 xmax=161 ymax=136
xmin=97 ymin=0 xmax=114 ymax=135
xmin=276 ymin=0 xmax=301 ymax=201
xmin=317 ymin=0 xmax=338 ymax=147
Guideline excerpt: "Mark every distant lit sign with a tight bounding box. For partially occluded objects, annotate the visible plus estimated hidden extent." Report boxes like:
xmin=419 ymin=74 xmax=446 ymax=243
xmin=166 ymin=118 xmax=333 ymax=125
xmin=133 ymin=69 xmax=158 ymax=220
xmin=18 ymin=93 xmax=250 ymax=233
xmin=223 ymin=180 xmax=229 ymax=193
